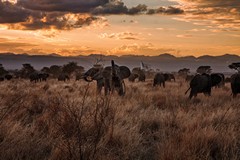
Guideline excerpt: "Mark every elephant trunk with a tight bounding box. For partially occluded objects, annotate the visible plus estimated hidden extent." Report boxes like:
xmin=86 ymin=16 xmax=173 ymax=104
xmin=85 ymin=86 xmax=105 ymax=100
xmin=111 ymin=60 xmax=116 ymax=77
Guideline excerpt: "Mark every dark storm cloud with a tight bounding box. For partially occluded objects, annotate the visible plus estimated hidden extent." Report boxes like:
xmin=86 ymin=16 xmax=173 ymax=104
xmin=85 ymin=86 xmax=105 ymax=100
xmin=8 ymin=13 xmax=100 ymax=30
xmin=0 ymin=1 xmax=100 ymax=30
xmin=91 ymin=1 xmax=128 ymax=15
xmin=17 ymin=0 xmax=109 ymax=13
xmin=92 ymin=3 xmax=150 ymax=15
xmin=147 ymin=6 xmax=184 ymax=15
xmin=0 ymin=1 xmax=30 ymax=23
xmin=0 ymin=0 xmax=185 ymax=31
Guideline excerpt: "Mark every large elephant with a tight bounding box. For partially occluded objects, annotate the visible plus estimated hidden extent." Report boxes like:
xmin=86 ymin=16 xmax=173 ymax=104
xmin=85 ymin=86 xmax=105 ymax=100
xmin=185 ymin=73 xmax=222 ymax=99
xmin=231 ymin=74 xmax=240 ymax=97
xmin=153 ymin=73 xmax=168 ymax=87
xmin=84 ymin=60 xmax=131 ymax=96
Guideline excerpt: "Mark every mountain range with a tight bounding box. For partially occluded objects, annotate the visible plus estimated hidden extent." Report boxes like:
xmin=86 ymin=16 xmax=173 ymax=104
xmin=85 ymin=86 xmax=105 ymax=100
xmin=0 ymin=53 xmax=239 ymax=73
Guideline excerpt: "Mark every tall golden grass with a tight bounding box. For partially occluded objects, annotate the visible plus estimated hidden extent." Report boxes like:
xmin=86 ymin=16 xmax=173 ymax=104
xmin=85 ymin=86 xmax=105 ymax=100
xmin=0 ymin=78 xmax=239 ymax=160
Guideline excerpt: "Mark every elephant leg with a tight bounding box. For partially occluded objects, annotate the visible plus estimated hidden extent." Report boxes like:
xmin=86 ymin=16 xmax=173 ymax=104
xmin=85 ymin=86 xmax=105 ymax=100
xmin=189 ymin=89 xmax=197 ymax=99
xmin=104 ymin=79 xmax=110 ymax=95
xmin=96 ymin=80 xmax=103 ymax=94
xmin=118 ymin=81 xmax=125 ymax=96
xmin=189 ymin=90 xmax=194 ymax=99
xmin=163 ymin=81 xmax=165 ymax=88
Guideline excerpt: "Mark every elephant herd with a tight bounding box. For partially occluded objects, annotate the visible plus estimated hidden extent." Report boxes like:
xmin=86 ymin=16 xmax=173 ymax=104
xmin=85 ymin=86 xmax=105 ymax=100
xmin=1 ymin=60 xmax=240 ymax=99
xmin=0 ymin=74 xmax=13 ymax=81
xmin=84 ymin=60 xmax=131 ymax=96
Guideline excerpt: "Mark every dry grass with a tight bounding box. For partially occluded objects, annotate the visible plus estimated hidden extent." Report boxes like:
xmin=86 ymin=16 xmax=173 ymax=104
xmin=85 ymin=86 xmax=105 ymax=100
xmin=0 ymin=78 xmax=239 ymax=160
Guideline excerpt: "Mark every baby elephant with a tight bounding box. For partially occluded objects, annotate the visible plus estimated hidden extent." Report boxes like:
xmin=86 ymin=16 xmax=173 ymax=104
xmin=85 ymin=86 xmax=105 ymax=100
xmin=153 ymin=73 xmax=168 ymax=87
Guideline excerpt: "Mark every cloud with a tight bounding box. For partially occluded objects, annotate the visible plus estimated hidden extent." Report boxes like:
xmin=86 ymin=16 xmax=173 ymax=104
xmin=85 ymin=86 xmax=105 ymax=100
xmin=99 ymin=32 xmax=141 ymax=40
xmin=7 ymin=13 xmax=100 ymax=30
xmin=17 ymin=0 xmax=109 ymax=13
xmin=172 ymin=0 xmax=240 ymax=31
xmin=176 ymin=34 xmax=193 ymax=38
xmin=147 ymin=6 xmax=184 ymax=15
xmin=108 ymin=43 xmax=177 ymax=55
xmin=0 ymin=41 xmax=38 ymax=53
xmin=0 ymin=1 xmax=30 ymax=23
xmin=0 ymin=0 xmax=185 ymax=31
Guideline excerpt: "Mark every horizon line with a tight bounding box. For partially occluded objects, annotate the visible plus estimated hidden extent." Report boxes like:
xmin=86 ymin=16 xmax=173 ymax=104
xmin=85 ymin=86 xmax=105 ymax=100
xmin=0 ymin=52 xmax=239 ymax=59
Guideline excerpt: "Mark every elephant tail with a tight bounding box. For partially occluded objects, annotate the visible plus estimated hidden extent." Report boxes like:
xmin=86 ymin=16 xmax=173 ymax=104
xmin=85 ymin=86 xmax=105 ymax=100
xmin=185 ymin=87 xmax=191 ymax=95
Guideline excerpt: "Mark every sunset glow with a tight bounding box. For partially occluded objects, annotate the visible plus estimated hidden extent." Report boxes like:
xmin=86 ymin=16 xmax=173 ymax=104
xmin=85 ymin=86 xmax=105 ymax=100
xmin=0 ymin=0 xmax=239 ymax=56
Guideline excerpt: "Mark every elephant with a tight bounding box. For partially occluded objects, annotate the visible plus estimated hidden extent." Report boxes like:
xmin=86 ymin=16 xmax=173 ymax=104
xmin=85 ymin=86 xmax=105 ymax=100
xmin=84 ymin=66 xmax=104 ymax=93
xmin=185 ymin=73 xmax=222 ymax=99
xmin=230 ymin=74 xmax=240 ymax=98
xmin=58 ymin=73 xmax=70 ymax=82
xmin=164 ymin=73 xmax=175 ymax=82
xmin=29 ymin=72 xmax=40 ymax=83
xmin=138 ymin=71 xmax=146 ymax=82
xmin=84 ymin=60 xmax=131 ymax=96
xmin=212 ymin=73 xmax=225 ymax=87
xmin=29 ymin=72 xmax=49 ymax=82
xmin=5 ymin=74 xmax=13 ymax=80
xmin=153 ymin=73 xmax=168 ymax=87
xmin=129 ymin=68 xmax=146 ymax=82
xmin=39 ymin=73 xmax=49 ymax=81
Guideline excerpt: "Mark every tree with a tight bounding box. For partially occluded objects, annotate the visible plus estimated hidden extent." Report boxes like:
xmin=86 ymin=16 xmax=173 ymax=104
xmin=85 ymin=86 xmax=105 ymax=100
xmin=229 ymin=63 xmax=240 ymax=73
xmin=62 ymin=62 xmax=82 ymax=75
xmin=49 ymin=65 xmax=62 ymax=77
xmin=196 ymin=66 xmax=211 ymax=74
xmin=178 ymin=68 xmax=190 ymax=75
xmin=0 ymin=64 xmax=8 ymax=76
xmin=41 ymin=67 xmax=50 ymax=73
xmin=20 ymin=63 xmax=35 ymax=78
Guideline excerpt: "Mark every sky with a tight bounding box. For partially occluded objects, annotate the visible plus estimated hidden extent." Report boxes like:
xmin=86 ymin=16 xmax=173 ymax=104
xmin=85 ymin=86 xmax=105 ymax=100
xmin=0 ymin=0 xmax=239 ymax=57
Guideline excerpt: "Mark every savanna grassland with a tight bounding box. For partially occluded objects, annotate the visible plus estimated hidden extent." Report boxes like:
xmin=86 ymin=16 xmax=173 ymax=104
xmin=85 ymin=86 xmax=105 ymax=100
xmin=0 ymin=78 xmax=239 ymax=160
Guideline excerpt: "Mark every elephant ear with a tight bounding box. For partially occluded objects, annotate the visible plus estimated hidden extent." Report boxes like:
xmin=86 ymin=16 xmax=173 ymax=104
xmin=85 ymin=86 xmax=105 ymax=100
xmin=119 ymin=66 xmax=131 ymax=79
xmin=211 ymin=74 xmax=222 ymax=87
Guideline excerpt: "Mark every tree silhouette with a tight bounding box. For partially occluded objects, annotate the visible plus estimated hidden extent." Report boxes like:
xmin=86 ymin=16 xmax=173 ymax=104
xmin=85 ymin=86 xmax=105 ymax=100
xmin=62 ymin=62 xmax=84 ymax=75
xmin=229 ymin=63 xmax=240 ymax=72
xmin=178 ymin=68 xmax=190 ymax=76
xmin=49 ymin=65 xmax=62 ymax=77
xmin=20 ymin=63 xmax=35 ymax=78
xmin=0 ymin=64 xmax=8 ymax=76
xmin=196 ymin=66 xmax=211 ymax=74
xmin=41 ymin=67 xmax=50 ymax=73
